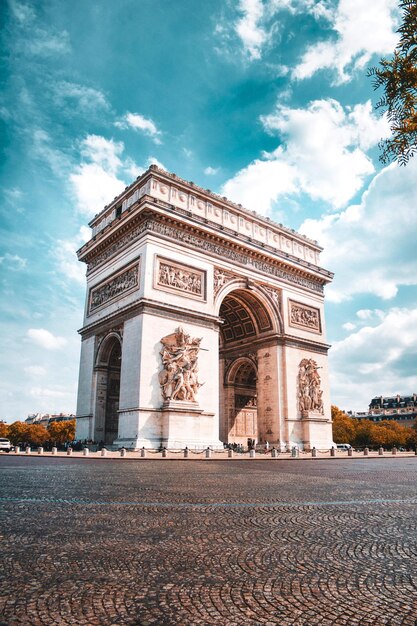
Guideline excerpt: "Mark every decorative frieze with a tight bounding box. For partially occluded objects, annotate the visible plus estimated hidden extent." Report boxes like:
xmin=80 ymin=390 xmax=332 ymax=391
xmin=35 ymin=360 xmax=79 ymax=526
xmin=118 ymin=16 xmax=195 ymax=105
xmin=86 ymin=217 xmax=325 ymax=293
xmin=155 ymin=256 xmax=206 ymax=301
xmin=89 ymin=261 xmax=139 ymax=314
xmin=289 ymin=300 xmax=321 ymax=333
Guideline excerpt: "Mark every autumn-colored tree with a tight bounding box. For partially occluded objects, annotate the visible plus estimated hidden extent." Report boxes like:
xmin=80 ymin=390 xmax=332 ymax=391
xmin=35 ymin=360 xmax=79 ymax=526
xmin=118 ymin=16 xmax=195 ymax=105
xmin=368 ymin=0 xmax=417 ymax=164
xmin=0 ymin=422 xmax=9 ymax=438
xmin=7 ymin=421 xmax=49 ymax=446
xmin=352 ymin=420 xmax=376 ymax=448
xmin=372 ymin=421 xmax=408 ymax=448
xmin=47 ymin=420 xmax=76 ymax=445
xmin=331 ymin=405 xmax=356 ymax=443
xmin=7 ymin=421 xmax=30 ymax=445
xmin=26 ymin=424 xmax=49 ymax=446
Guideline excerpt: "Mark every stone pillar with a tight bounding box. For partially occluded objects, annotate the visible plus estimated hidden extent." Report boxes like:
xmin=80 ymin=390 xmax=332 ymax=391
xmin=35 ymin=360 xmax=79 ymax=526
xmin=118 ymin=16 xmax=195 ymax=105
xmin=312 ymin=447 xmax=317 ymax=458
xmin=101 ymin=448 xmax=107 ymax=457
xmin=271 ymin=448 xmax=278 ymax=458
xmin=67 ymin=448 xmax=73 ymax=456
xmin=330 ymin=446 xmax=335 ymax=457
xmin=364 ymin=447 xmax=369 ymax=456
xmin=184 ymin=447 xmax=189 ymax=458
xmin=141 ymin=447 xmax=146 ymax=458
xmin=348 ymin=448 xmax=353 ymax=457
xmin=378 ymin=447 xmax=384 ymax=456
xmin=37 ymin=447 xmax=43 ymax=455
xmin=205 ymin=448 xmax=212 ymax=459
xmin=162 ymin=448 xmax=167 ymax=458
xmin=25 ymin=447 xmax=31 ymax=455
xmin=120 ymin=448 xmax=127 ymax=457
xmin=14 ymin=446 xmax=20 ymax=454
xmin=83 ymin=447 xmax=89 ymax=456
xmin=52 ymin=447 xmax=57 ymax=455
xmin=392 ymin=447 xmax=397 ymax=455
xmin=228 ymin=448 xmax=233 ymax=458
xmin=249 ymin=449 xmax=255 ymax=458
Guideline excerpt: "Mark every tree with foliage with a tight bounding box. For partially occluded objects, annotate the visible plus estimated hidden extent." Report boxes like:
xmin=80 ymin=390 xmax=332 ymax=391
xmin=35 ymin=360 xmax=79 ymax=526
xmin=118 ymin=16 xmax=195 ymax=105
xmin=7 ymin=421 xmax=49 ymax=446
xmin=47 ymin=420 xmax=76 ymax=446
xmin=331 ymin=405 xmax=356 ymax=443
xmin=0 ymin=422 xmax=9 ymax=438
xmin=368 ymin=0 xmax=417 ymax=164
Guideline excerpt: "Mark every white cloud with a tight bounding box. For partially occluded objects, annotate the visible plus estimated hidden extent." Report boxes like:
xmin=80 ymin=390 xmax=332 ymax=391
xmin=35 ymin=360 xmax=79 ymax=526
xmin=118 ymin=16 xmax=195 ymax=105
xmin=116 ymin=112 xmax=162 ymax=144
xmin=342 ymin=322 xmax=356 ymax=331
xmin=293 ymin=0 xmax=399 ymax=83
xmin=24 ymin=365 xmax=47 ymax=377
xmin=29 ymin=386 xmax=73 ymax=399
xmin=300 ymin=159 xmax=417 ymax=302
xmin=54 ymin=82 xmax=110 ymax=112
xmin=235 ymin=0 xmax=267 ymax=60
xmin=54 ymin=226 xmax=90 ymax=284
xmin=204 ymin=166 xmax=219 ymax=175
xmin=222 ymin=98 xmax=385 ymax=213
xmin=70 ymin=135 xmax=126 ymax=216
xmin=0 ymin=253 xmax=27 ymax=271
xmin=330 ymin=308 xmax=417 ymax=411
xmin=27 ymin=329 xmax=67 ymax=350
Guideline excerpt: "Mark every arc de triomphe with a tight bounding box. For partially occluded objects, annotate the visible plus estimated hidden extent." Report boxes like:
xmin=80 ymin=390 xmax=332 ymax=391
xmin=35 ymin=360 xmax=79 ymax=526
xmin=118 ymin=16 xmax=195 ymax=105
xmin=75 ymin=165 xmax=334 ymax=450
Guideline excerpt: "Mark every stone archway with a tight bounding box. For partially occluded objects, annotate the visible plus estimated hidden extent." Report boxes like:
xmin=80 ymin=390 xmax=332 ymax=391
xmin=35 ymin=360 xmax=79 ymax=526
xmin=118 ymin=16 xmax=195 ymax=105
xmin=218 ymin=288 xmax=278 ymax=446
xmin=94 ymin=334 xmax=122 ymax=445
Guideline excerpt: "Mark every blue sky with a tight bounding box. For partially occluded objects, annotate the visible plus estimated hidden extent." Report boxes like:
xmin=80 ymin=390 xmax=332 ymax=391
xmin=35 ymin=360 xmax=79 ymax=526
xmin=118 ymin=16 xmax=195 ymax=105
xmin=1 ymin=0 xmax=416 ymax=421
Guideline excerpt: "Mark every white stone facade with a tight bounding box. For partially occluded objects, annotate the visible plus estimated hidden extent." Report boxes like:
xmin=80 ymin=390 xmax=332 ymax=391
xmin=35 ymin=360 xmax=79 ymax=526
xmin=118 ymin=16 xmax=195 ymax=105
xmin=76 ymin=165 xmax=334 ymax=450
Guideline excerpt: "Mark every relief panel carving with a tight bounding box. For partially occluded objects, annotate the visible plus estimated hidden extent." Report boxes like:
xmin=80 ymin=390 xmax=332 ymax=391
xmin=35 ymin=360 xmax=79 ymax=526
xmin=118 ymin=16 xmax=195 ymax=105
xmin=154 ymin=256 xmax=206 ymax=301
xmin=298 ymin=358 xmax=324 ymax=416
xmin=289 ymin=300 xmax=321 ymax=333
xmin=159 ymin=327 xmax=203 ymax=403
xmin=88 ymin=261 xmax=140 ymax=314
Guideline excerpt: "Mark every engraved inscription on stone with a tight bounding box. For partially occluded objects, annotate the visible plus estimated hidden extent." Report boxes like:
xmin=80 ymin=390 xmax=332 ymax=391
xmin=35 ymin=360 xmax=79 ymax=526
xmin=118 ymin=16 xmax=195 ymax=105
xmin=155 ymin=256 xmax=206 ymax=300
xmin=89 ymin=262 xmax=139 ymax=314
xmin=298 ymin=358 xmax=324 ymax=416
xmin=289 ymin=300 xmax=321 ymax=333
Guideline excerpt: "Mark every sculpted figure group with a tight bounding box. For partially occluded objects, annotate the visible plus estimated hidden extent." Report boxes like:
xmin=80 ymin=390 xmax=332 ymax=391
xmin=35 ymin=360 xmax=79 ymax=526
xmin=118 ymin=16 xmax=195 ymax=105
xmin=159 ymin=327 xmax=203 ymax=403
xmin=298 ymin=358 xmax=324 ymax=415
xmin=158 ymin=262 xmax=202 ymax=296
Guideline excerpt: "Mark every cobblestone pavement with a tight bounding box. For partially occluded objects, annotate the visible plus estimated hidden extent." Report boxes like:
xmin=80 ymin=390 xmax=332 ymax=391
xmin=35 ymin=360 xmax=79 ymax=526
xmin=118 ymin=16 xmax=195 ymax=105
xmin=1 ymin=456 xmax=417 ymax=625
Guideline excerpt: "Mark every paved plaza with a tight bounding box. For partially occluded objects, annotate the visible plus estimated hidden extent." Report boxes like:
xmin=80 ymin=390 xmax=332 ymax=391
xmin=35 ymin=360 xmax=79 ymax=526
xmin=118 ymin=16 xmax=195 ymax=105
xmin=1 ymin=456 xmax=417 ymax=625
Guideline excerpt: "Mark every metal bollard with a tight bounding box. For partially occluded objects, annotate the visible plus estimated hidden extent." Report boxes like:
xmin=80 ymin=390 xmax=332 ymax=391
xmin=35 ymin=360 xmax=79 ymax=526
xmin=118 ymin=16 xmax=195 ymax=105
xmin=392 ymin=447 xmax=397 ymax=455
xmin=205 ymin=447 xmax=212 ymax=459
xmin=271 ymin=448 xmax=278 ymax=458
xmin=228 ymin=448 xmax=233 ymax=458
xmin=120 ymin=448 xmax=126 ymax=457
xmin=25 ymin=447 xmax=31 ymax=455
xmin=184 ymin=447 xmax=189 ymax=458
xmin=101 ymin=448 xmax=107 ymax=457
xmin=141 ymin=447 xmax=146 ymax=458
xmin=52 ymin=447 xmax=57 ymax=455
xmin=67 ymin=448 xmax=73 ymax=456
xmin=364 ymin=447 xmax=369 ymax=456
xmin=311 ymin=447 xmax=317 ymax=458
xmin=330 ymin=446 xmax=335 ymax=457
xmin=348 ymin=448 xmax=353 ymax=457
xmin=162 ymin=448 xmax=167 ymax=458
xmin=38 ymin=447 xmax=43 ymax=455
xmin=378 ymin=447 xmax=384 ymax=456
xmin=83 ymin=447 xmax=89 ymax=456
xmin=14 ymin=446 xmax=20 ymax=454
xmin=249 ymin=449 xmax=256 ymax=458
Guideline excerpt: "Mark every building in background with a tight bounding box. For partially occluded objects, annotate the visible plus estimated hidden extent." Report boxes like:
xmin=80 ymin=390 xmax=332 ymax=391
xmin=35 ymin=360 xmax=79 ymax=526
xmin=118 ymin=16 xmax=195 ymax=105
xmin=347 ymin=394 xmax=417 ymax=428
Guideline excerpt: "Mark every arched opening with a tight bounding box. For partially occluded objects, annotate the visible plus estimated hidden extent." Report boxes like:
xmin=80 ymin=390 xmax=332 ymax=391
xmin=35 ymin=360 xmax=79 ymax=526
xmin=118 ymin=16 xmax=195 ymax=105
xmin=94 ymin=334 xmax=122 ymax=445
xmin=218 ymin=288 xmax=276 ymax=446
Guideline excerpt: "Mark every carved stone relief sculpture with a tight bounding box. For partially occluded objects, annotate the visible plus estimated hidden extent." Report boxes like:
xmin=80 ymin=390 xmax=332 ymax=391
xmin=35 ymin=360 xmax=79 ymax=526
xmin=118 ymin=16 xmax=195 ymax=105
xmin=155 ymin=257 xmax=205 ymax=300
xmin=159 ymin=327 xmax=203 ymax=403
xmin=89 ymin=262 xmax=139 ymax=314
xmin=289 ymin=300 xmax=321 ymax=333
xmin=213 ymin=268 xmax=235 ymax=296
xmin=298 ymin=358 xmax=324 ymax=416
